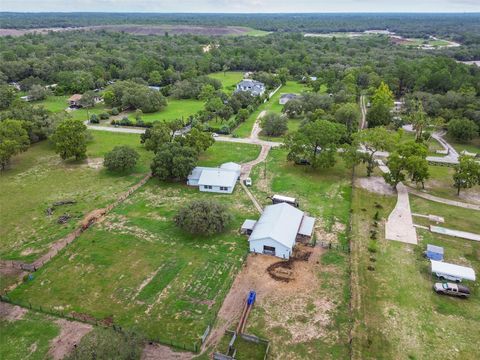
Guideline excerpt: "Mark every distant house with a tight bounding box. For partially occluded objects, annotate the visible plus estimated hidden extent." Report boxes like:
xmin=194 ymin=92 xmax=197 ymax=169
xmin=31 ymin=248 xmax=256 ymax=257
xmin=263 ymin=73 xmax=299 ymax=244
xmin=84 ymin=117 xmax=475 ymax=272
xmin=244 ymin=202 xmax=315 ymax=259
xmin=187 ymin=162 xmax=241 ymax=194
xmin=235 ymin=79 xmax=266 ymax=96
xmin=148 ymin=86 xmax=161 ymax=91
xmin=20 ymin=95 xmax=33 ymax=102
xmin=393 ymin=101 xmax=404 ymax=112
xmin=68 ymin=93 xmax=102 ymax=108
xmin=68 ymin=94 xmax=83 ymax=107
xmin=302 ymin=76 xmax=317 ymax=82
xmin=279 ymin=93 xmax=299 ymax=105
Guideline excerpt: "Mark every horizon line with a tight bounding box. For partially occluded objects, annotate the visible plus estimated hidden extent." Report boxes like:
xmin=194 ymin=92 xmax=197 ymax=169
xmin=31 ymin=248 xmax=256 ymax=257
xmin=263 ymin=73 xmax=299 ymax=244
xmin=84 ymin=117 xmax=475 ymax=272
xmin=1 ymin=11 xmax=479 ymax=15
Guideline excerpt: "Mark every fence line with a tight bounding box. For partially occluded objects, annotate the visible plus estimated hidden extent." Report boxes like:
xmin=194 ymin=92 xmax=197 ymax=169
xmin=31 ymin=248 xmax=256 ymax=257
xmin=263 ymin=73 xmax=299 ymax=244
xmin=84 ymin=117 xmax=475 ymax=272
xmin=0 ymin=295 xmax=198 ymax=353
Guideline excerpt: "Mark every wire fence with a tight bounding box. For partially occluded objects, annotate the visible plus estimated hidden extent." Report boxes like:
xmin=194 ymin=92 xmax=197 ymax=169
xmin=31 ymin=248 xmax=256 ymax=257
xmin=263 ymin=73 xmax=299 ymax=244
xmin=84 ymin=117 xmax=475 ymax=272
xmin=0 ymin=295 xmax=199 ymax=353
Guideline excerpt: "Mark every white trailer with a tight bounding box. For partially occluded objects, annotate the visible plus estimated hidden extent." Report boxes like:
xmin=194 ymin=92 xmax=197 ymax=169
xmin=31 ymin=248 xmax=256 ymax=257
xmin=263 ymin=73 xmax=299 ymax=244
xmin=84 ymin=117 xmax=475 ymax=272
xmin=430 ymin=260 xmax=476 ymax=282
xmin=270 ymin=194 xmax=299 ymax=207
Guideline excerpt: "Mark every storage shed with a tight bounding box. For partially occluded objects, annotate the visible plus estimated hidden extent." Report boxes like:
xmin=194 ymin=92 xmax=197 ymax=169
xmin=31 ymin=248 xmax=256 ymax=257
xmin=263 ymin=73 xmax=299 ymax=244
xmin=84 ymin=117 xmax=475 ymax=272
xmin=247 ymin=203 xmax=315 ymax=259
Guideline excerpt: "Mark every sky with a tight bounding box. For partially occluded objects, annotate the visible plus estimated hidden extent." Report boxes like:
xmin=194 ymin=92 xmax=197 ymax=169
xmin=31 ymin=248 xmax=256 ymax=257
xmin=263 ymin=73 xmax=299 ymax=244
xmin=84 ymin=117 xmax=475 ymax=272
xmin=1 ymin=0 xmax=480 ymax=13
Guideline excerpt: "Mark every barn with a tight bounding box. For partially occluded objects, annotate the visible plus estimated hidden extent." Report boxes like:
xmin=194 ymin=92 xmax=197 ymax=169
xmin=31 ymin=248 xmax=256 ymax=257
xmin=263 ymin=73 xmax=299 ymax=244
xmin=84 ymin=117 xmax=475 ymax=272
xmin=247 ymin=203 xmax=315 ymax=259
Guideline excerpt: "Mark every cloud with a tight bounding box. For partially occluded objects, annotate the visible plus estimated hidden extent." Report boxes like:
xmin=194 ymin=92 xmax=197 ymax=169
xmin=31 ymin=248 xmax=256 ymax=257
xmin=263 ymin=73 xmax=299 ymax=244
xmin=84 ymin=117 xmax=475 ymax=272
xmin=1 ymin=0 xmax=479 ymax=13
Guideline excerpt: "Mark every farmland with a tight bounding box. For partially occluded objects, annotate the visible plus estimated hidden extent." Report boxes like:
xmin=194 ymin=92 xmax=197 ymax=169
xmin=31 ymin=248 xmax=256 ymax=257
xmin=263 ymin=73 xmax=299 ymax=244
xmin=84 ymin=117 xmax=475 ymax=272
xmin=0 ymin=131 xmax=153 ymax=263
xmin=351 ymin=185 xmax=480 ymax=359
xmin=223 ymin=148 xmax=353 ymax=359
xmin=6 ymin=178 xmax=258 ymax=349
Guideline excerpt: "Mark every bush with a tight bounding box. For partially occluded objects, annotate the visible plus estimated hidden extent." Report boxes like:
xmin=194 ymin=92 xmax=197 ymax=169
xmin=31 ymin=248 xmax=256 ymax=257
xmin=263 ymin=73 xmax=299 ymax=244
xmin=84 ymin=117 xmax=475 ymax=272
xmin=260 ymin=112 xmax=288 ymax=136
xmin=110 ymin=107 xmax=119 ymax=116
xmin=99 ymin=112 xmax=110 ymax=120
xmin=119 ymin=116 xmax=131 ymax=126
xmin=174 ymin=200 xmax=232 ymax=235
xmin=448 ymin=118 xmax=479 ymax=142
xmin=367 ymin=240 xmax=378 ymax=253
xmin=103 ymin=146 xmax=139 ymax=172
xmin=89 ymin=114 xmax=99 ymax=124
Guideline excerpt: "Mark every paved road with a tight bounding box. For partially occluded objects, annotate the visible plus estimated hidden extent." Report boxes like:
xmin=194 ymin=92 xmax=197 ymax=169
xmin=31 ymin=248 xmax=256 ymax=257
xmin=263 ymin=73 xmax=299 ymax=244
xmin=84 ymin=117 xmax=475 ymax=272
xmin=86 ymin=122 xmax=281 ymax=148
xmin=385 ymin=183 xmax=418 ymax=245
xmin=408 ymin=188 xmax=480 ymax=211
xmin=359 ymin=95 xmax=367 ymax=129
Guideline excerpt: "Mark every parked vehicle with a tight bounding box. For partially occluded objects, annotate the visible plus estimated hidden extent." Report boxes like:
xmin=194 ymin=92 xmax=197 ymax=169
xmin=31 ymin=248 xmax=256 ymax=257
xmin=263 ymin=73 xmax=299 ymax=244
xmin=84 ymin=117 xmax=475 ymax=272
xmin=431 ymin=260 xmax=476 ymax=283
xmin=424 ymin=244 xmax=444 ymax=261
xmin=212 ymin=132 xmax=219 ymax=137
xmin=269 ymin=194 xmax=299 ymax=208
xmin=244 ymin=178 xmax=252 ymax=186
xmin=434 ymin=282 xmax=470 ymax=298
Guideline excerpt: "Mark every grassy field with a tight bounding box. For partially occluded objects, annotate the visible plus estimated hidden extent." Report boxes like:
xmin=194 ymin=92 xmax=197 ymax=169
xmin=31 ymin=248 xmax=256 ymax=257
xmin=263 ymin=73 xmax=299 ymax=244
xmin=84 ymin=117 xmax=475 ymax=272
xmin=127 ymin=98 xmax=205 ymax=123
xmin=33 ymin=95 xmax=109 ymax=122
xmin=405 ymin=165 xmax=480 ymax=203
xmin=6 ymin=178 xmax=257 ymax=349
xmin=446 ymin=135 xmax=480 ymax=155
xmin=351 ymin=185 xmax=480 ymax=359
xmin=208 ymin=71 xmax=244 ymax=94
xmin=0 ymin=310 xmax=60 ymax=360
xmin=242 ymin=148 xmax=352 ymax=359
xmin=198 ymin=142 xmax=260 ymax=167
xmin=233 ymin=81 xmax=311 ymax=139
xmin=0 ymin=131 xmax=153 ymax=263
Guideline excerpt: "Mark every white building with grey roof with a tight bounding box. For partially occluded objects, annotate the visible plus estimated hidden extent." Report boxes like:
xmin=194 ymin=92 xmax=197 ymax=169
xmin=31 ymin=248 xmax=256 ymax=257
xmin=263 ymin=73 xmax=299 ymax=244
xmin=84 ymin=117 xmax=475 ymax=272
xmin=187 ymin=162 xmax=241 ymax=194
xmin=244 ymin=203 xmax=315 ymax=259
xmin=235 ymin=79 xmax=266 ymax=96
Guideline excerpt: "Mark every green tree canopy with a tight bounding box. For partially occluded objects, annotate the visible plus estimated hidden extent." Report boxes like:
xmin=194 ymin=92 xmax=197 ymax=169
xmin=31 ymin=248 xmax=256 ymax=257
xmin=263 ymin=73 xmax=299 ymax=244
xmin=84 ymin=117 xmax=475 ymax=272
xmin=103 ymin=146 xmax=140 ymax=173
xmin=260 ymin=112 xmax=288 ymax=137
xmin=453 ymin=156 xmax=480 ymax=195
xmin=0 ymin=119 xmax=30 ymax=170
xmin=284 ymin=119 xmax=346 ymax=169
xmin=51 ymin=118 xmax=87 ymax=161
xmin=448 ymin=118 xmax=479 ymax=142
xmin=150 ymin=142 xmax=197 ymax=180
xmin=174 ymin=200 xmax=232 ymax=236
xmin=335 ymin=103 xmax=361 ymax=134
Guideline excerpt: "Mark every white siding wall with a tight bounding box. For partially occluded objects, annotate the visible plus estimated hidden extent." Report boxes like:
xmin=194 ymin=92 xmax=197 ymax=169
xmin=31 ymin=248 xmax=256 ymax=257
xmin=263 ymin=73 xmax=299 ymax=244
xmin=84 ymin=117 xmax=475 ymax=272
xmin=199 ymin=185 xmax=234 ymax=194
xmin=249 ymin=238 xmax=292 ymax=259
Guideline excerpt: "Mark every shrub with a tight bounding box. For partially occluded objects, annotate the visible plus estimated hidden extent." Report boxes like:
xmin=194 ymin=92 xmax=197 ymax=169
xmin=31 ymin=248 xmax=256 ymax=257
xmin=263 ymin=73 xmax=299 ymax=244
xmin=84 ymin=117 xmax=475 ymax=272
xmin=368 ymin=240 xmax=378 ymax=253
xmin=260 ymin=112 xmax=288 ymax=136
xmin=99 ymin=112 xmax=110 ymax=120
xmin=89 ymin=114 xmax=99 ymax=124
xmin=174 ymin=200 xmax=232 ymax=235
xmin=103 ymin=146 xmax=139 ymax=172
xmin=119 ymin=116 xmax=131 ymax=126
xmin=448 ymin=118 xmax=479 ymax=142
xmin=110 ymin=107 xmax=119 ymax=116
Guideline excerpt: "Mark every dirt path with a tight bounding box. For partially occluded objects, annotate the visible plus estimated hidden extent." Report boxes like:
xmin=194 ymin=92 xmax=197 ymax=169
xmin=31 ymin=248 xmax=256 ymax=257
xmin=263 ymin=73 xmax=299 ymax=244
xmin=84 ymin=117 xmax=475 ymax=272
xmin=142 ymin=343 xmax=193 ymax=360
xmin=0 ymin=301 xmax=27 ymax=321
xmin=48 ymin=319 xmax=93 ymax=360
xmin=408 ymin=188 xmax=480 ymax=211
xmin=250 ymin=110 xmax=267 ymax=140
xmin=359 ymin=95 xmax=367 ymax=129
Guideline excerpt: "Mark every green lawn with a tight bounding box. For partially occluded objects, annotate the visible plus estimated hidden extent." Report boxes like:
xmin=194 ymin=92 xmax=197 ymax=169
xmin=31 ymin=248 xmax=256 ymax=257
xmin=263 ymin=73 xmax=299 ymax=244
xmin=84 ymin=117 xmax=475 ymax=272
xmin=351 ymin=186 xmax=480 ymax=359
xmin=7 ymin=180 xmax=257 ymax=350
xmin=233 ymin=81 xmax=314 ymax=139
xmin=405 ymin=165 xmax=480 ymax=203
xmin=32 ymin=95 xmax=109 ymax=122
xmin=198 ymin=142 xmax=260 ymax=167
xmin=446 ymin=135 xmax=480 ymax=155
xmin=208 ymin=71 xmax=244 ymax=94
xmin=0 ymin=310 xmax=60 ymax=360
xmin=0 ymin=131 xmax=153 ymax=263
xmin=128 ymin=99 xmax=205 ymax=123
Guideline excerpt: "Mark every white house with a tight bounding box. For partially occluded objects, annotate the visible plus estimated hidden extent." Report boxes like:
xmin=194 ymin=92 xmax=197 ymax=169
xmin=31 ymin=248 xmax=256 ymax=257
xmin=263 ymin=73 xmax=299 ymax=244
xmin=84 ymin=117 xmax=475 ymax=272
xmin=279 ymin=93 xmax=299 ymax=105
xmin=187 ymin=162 xmax=241 ymax=194
xmin=235 ymin=79 xmax=266 ymax=96
xmin=245 ymin=203 xmax=315 ymax=259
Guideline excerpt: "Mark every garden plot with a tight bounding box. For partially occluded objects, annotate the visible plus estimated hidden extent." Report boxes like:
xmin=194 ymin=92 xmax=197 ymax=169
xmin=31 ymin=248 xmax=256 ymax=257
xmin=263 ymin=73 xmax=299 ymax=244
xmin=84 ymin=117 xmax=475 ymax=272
xmin=6 ymin=180 xmax=257 ymax=349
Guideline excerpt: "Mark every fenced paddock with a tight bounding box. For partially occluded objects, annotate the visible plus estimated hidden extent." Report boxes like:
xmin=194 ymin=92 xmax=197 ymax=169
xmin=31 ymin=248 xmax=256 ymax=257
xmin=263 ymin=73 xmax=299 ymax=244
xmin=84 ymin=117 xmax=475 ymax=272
xmin=215 ymin=330 xmax=270 ymax=360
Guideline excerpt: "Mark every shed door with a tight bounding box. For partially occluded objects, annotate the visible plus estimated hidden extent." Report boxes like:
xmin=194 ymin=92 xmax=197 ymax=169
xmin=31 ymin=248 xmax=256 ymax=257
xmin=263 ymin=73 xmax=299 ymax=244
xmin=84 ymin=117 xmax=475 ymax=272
xmin=263 ymin=245 xmax=276 ymax=256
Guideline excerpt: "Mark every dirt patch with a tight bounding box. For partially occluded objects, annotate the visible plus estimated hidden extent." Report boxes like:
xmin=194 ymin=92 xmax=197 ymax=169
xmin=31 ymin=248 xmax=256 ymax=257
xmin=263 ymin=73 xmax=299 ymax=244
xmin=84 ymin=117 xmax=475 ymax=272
xmin=356 ymin=176 xmax=395 ymax=196
xmin=142 ymin=342 xmax=193 ymax=360
xmin=48 ymin=318 xmax=92 ymax=360
xmin=204 ymin=244 xmax=328 ymax=352
xmin=0 ymin=302 xmax=27 ymax=321
xmin=459 ymin=188 xmax=480 ymax=205
xmin=86 ymin=157 xmax=103 ymax=170
xmin=0 ymin=25 xmax=252 ymax=37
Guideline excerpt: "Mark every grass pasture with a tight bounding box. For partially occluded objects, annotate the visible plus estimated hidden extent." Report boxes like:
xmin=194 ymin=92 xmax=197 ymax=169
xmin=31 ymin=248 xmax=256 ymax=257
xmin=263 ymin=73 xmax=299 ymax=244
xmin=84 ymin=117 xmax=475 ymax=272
xmin=127 ymin=98 xmax=205 ymax=123
xmin=209 ymin=71 xmax=244 ymax=94
xmin=0 ymin=131 xmax=153 ymax=263
xmin=198 ymin=142 xmax=260 ymax=167
xmin=351 ymin=186 xmax=480 ymax=360
xmin=0 ymin=310 xmax=60 ymax=360
xmin=32 ymin=95 xmax=109 ymax=122
xmin=7 ymin=179 xmax=257 ymax=349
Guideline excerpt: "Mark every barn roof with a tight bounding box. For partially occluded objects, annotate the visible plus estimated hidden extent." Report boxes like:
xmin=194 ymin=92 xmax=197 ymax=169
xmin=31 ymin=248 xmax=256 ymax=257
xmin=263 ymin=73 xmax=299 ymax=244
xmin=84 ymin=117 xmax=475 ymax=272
xmin=198 ymin=168 xmax=239 ymax=188
xmin=248 ymin=203 xmax=304 ymax=250
xmin=68 ymin=94 xmax=82 ymax=102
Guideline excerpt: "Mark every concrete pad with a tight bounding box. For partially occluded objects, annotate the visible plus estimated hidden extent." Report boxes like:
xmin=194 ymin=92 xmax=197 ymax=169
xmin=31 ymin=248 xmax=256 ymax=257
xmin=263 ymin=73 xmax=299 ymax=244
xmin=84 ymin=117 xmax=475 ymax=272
xmin=385 ymin=183 xmax=418 ymax=245
xmin=430 ymin=225 xmax=480 ymax=242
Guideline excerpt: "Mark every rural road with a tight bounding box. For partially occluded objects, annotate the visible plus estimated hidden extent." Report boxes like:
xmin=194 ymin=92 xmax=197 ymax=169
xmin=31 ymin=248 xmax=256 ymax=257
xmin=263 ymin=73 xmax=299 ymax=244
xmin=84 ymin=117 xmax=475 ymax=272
xmin=359 ymin=95 xmax=367 ymax=129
